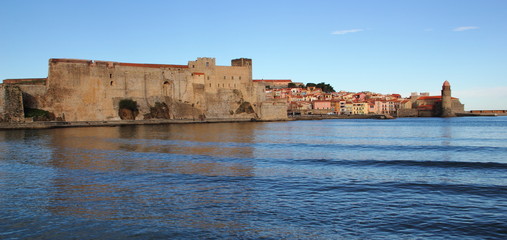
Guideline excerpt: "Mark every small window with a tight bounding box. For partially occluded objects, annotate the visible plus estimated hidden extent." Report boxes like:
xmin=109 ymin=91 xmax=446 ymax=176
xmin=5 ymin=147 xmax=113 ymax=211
xmin=232 ymin=76 xmax=234 ymax=80
xmin=207 ymin=76 xmax=210 ymax=80
xmin=209 ymin=83 xmax=212 ymax=87
xmin=192 ymin=65 xmax=195 ymax=68
xmin=239 ymin=76 xmax=242 ymax=80
xmin=224 ymin=76 xmax=226 ymax=80
xmin=110 ymin=81 xmax=114 ymax=86
xmin=109 ymin=74 xmax=113 ymax=78
xmin=206 ymin=62 xmax=209 ymax=67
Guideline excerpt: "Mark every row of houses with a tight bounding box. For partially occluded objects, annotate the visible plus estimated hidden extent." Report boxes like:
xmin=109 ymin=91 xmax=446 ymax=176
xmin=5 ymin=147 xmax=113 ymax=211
xmin=285 ymin=90 xmax=404 ymax=115
xmin=254 ymin=79 xmax=464 ymax=117
xmin=254 ymin=80 xmax=404 ymax=115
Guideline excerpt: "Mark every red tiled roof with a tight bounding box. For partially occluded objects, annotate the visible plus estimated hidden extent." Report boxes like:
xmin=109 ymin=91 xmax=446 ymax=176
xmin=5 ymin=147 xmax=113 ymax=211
xmin=418 ymin=96 xmax=458 ymax=100
xmin=252 ymin=79 xmax=292 ymax=83
xmin=118 ymin=62 xmax=188 ymax=69
xmin=49 ymin=58 xmax=188 ymax=69
xmin=50 ymin=59 xmax=93 ymax=64
xmin=3 ymin=78 xmax=47 ymax=85
xmin=418 ymin=96 xmax=441 ymax=100
xmin=417 ymin=105 xmax=434 ymax=110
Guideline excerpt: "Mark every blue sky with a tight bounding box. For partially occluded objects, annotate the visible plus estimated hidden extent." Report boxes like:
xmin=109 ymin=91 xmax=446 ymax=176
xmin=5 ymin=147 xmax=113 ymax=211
xmin=1 ymin=0 xmax=506 ymax=110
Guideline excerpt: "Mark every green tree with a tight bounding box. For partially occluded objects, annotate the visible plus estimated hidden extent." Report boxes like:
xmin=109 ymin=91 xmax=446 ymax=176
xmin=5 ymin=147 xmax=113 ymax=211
xmin=288 ymin=82 xmax=297 ymax=88
xmin=316 ymin=82 xmax=335 ymax=93
xmin=306 ymin=83 xmax=317 ymax=88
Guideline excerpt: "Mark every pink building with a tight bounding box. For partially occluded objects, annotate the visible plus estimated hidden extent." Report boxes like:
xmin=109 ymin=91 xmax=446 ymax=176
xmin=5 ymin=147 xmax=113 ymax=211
xmin=353 ymin=92 xmax=367 ymax=102
xmin=313 ymin=101 xmax=332 ymax=110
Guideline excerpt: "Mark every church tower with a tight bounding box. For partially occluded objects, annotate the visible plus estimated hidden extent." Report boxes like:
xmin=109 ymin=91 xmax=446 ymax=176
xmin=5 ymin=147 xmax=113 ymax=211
xmin=441 ymin=80 xmax=454 ymax=117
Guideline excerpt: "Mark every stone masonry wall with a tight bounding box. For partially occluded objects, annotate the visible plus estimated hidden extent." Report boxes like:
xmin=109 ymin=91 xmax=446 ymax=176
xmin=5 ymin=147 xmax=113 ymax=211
xmin=37 ymin=58 xmax=280 ymax=121
xmin=259 ymin=101 xmax=288 ymax=120
xmin=0 ymin=85 xmax=4 ymax=117
xmin=0 ymin=85 xmax=25 ymax=122
xmin=18 ymin=85 xmax=47 ymax=110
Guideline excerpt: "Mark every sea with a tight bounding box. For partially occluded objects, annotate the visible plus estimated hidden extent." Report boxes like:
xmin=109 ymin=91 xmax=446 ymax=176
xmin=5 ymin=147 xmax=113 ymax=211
xmin=1 ymin=117 xmax=506 ymax=239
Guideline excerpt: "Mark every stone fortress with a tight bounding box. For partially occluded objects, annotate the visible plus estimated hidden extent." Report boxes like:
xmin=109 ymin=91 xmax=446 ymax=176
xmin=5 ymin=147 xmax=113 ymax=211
xmin=0 ymin=57 xmax=288 ymax=123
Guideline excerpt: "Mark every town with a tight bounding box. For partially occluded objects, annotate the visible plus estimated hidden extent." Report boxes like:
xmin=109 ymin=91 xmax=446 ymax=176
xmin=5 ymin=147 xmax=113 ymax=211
xmin=254 ymin=79 xmax=465 ymax=118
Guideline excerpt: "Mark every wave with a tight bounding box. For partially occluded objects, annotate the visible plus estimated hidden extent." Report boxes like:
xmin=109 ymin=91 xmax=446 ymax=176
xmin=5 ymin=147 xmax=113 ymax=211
xmin=313 ymin=180 xmax=507 ymax=198
xmin=293 ymin=158 xmax=507 ymax=170
xmin=289 ymin=143 xmax=507 ymax=153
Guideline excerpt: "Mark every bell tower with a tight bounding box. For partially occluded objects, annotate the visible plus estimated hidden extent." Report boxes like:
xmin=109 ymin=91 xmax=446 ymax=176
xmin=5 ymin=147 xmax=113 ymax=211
xmin=441 ymin=80 xmax=454 ymax=117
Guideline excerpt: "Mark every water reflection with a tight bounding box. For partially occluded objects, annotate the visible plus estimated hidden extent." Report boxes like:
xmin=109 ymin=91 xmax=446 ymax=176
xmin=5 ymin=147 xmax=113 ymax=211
xmin=440 ymin=118 xmax=453 ymax=161
xmin=26 ymin=123 xmax=261 ymax=225
xmin=45 ymin=123 xmax=257 ymax=173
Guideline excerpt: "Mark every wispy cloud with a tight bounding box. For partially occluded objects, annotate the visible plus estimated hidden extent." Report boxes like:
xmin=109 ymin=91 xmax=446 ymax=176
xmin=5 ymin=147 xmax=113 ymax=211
xmin=453 ymin=26 xmax=479 ymax=32
xmin=332 ymin=29 xmax=364 ymax=35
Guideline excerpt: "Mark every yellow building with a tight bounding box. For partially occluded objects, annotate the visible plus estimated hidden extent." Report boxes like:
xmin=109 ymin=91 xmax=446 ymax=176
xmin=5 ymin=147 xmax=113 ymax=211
xmin=352 ymin=102 xmax=369 ymax=115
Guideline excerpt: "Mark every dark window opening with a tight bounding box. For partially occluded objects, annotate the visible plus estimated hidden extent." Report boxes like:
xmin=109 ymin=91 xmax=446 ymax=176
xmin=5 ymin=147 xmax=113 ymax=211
xmin=109 ymin=74 xmax=112 ymax=78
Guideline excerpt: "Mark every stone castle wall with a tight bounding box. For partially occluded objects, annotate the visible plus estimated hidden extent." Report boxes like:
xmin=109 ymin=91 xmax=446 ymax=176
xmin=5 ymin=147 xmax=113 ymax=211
xmin=1 ymin=57 xmax=287 ymax=122
xmin=41 ymin=59 xmax=194 ymax=121
xmin=18 ymin=85 xmax=48 ymax=111
xmin=451 ymin=100 xmax=465 ymax=113
xmin=0 ymin=85 xmax=24 ymax=122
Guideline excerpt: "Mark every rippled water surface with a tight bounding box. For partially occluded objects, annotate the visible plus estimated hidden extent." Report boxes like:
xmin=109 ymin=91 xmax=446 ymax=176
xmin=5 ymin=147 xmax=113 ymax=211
xmin=1 ymin=117 xmax=507 ymax=239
